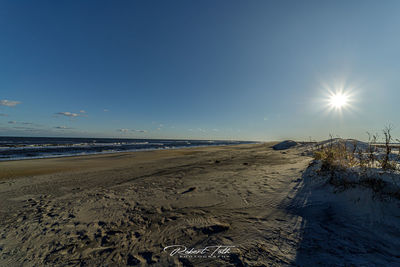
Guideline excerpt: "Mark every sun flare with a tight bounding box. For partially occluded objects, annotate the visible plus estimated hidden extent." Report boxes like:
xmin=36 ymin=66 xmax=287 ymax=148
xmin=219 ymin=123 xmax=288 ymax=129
xmin=320 ymin=84 xmax=356 ymax=115
xmin=329 ymin=92 xmax=349 ymax=109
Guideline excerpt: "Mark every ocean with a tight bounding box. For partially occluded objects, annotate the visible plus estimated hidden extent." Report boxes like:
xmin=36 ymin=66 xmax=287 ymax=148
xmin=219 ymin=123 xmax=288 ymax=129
xmin=0 ymin=136 xmax=255 ymax=161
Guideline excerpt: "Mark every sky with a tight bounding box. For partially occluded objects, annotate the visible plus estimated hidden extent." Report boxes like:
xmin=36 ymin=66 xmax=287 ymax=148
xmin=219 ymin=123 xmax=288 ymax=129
xmin=1 ymin=0 xmax=400 ymax=141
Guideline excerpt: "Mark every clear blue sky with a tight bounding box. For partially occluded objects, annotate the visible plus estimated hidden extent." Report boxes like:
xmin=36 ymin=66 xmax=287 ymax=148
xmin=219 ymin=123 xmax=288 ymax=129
xmin=1 ymin=0 xmax=400 ymax=141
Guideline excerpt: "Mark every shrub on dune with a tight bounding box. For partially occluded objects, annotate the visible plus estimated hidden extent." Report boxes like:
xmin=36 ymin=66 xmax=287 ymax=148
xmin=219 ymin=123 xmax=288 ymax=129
xmin=312 ymin=126 xmax=400 ymax=199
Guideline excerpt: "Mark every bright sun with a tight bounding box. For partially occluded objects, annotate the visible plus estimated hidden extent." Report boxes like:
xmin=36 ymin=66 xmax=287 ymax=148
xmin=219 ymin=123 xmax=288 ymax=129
xmin=321 ymin=83 xmax=356 ymax=114
xmin=329 ymin=92 xmax=349 ymax=109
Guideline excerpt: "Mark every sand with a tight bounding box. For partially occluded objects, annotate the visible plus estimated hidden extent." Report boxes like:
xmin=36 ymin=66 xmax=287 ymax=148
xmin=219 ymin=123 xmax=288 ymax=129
xmin=1 ymin=143 xmax=399 ymax=266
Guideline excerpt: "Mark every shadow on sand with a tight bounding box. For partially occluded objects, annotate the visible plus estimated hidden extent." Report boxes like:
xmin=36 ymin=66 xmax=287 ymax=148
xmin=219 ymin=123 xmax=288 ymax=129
xmin=287 ymin=162 xmax=400 ymax=266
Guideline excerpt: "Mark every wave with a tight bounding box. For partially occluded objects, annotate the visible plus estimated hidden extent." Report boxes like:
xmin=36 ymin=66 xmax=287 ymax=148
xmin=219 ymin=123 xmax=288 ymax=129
xmin=0 ymin=137 xmax=256 ymax=161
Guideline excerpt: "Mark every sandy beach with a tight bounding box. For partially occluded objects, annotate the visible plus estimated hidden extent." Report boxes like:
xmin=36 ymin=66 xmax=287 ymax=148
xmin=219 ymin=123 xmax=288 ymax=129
xmin=1 ymin=143 xmax=399 ymax=266
xmin=0 ymin=143 xmax=311 ymax=266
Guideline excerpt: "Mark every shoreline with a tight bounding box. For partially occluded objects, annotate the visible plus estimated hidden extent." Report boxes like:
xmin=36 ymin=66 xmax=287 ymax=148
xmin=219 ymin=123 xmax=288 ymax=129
xmin=0 ymin=141 xmax=259 ymax=163
xmin=0 ymin=143 xmax=262 ymax=180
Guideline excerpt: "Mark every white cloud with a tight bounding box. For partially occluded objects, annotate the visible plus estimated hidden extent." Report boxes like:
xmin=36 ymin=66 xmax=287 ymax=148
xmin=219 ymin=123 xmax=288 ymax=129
xmin=79 ymin=110 xmax=86 ymax=114
xmin=103 ymin=109 xmax=109 ymax=112
xmin=0 ymin=99 xmax=21 ymax=107
xmin=212 ymin=129 xmax=219 ymax=132
xmin=7 ymin=121 xmax=42 ymax=127
xmin=187 ymin=128 xmax=210 ymax=132
xmin=0 ymin=126 xmax=42 ymax=133
xmin=56 ymin=112 xmax=80 ymax=117
xmin=13 ymin=126 xmax=39 ymax=131
xmin=118 ymin=129 xmax=147 ymax=133
xmin=54 ymin=126 xmax=72 ymax=129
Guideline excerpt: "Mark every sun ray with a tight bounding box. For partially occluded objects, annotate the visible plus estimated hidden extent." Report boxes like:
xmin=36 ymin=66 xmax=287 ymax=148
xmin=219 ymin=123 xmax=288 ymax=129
xmin=315 ymin=81 xmax=359 ymax=118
